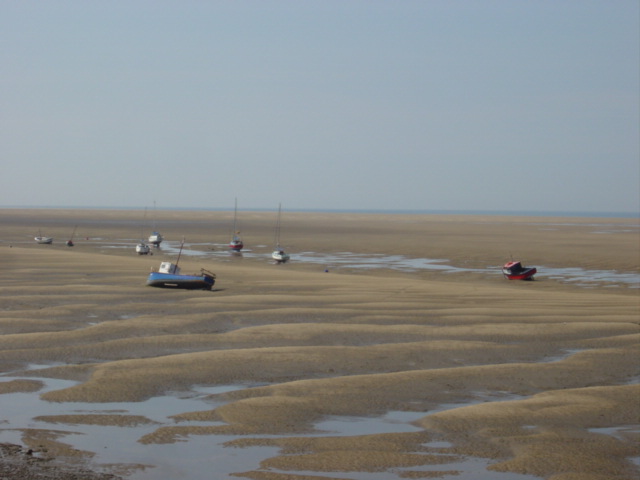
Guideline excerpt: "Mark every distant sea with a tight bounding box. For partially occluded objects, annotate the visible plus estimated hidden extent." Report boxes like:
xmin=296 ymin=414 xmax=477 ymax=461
xmin=1 ymin=206 xmax=638 ymax=219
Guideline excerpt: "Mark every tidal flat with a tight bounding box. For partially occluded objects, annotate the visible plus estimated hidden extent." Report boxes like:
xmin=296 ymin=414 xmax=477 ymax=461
xmin=0 ymin=208 xmax=638 ymax=480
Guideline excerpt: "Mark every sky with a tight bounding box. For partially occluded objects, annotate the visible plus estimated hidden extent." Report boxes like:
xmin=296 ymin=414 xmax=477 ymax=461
xmin=2 ymin=0 xmax=639 ymax=214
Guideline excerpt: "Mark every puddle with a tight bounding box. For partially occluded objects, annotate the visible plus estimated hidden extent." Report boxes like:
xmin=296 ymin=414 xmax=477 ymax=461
xmin=293 ymin=251 xmax=484 ymax=274
xmin=541 ymin=267 xmax=640 ymax=288
xmin=589 ymin=425 xmax=640 ymax=440
xmin=313 ymin=410 xmax=424 ymax=436
xmin=272 ymin=456 xmax=543 ymax=480
xmin=539 ymin=349 xmax=586 ymax=363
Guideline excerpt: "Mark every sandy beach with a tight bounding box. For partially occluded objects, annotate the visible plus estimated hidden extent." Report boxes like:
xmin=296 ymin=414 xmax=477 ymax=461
xmin=0 ymin=208 xmax=638 ymax=480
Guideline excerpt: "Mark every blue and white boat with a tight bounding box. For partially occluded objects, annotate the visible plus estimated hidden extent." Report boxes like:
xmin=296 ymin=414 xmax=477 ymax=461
xmin=147 ymin=262 xmax=215 ymax=290
xmin=146 ymin=238 xmax=215 ymax=290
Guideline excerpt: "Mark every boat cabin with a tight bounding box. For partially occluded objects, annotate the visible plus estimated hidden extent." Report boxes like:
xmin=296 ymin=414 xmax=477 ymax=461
xmin=504 ymin=261 xmax=523 ymax=273
xmin=159 ymin=262 xmax=180 ymax=275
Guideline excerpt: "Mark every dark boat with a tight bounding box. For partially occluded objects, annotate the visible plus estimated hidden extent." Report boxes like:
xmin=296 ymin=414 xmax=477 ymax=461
xmin=502 ymin=261 xmax=537 ymax=280
xmin=66 ymin=225 xmax=78 ymax=247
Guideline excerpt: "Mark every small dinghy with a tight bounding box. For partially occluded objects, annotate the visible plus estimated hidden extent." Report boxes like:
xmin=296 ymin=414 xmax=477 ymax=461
xmin=502 ymin=261 xmax=537 ymax=280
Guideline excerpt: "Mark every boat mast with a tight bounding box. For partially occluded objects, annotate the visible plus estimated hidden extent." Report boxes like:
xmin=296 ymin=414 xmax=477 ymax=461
xmin=274 ymin=203 xmax=282 ymax=248
xmin=152 ymin=201 xmax=157 ymax=232
xmin=141 ymin=207 xmax=147 ymax=242
xmin=175 ymin=237 xmax=185 ymax=267
xmin=232 ymin=198 xmax=238 ymax=233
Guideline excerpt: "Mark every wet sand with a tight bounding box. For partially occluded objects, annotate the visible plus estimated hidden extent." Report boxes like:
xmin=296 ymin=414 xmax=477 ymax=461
xmin=0 ymin=208 xmax=638 ymax=479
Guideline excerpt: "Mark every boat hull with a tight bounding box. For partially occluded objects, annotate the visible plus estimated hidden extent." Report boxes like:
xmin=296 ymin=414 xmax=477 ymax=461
xmin=35 ymin=237 xmax=53 ymax=244
xmin=272 ymin=251 xmax=290 ymax=263
xmin=146 ymin=272 xmax=215 ymax=290
xmin=229 ymin=241 xmax=243 ymax=251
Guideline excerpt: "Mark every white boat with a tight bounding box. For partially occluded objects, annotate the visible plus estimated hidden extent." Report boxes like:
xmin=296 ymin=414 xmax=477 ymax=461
xmin=148 ymin=201 xmax=163 ymax=247
xmin=228 ymin=198 xmax=243 ymax=251
xmin=135 ymin=209 xmax=151 ymax=254
xmin=136 ymin=242 xmax=151 ymax=255
xmin=272 ymin=247 xmax=290 ymax=263
xmin=271 ymin=203 xmax=290 ymax=263
xmin=148 ymin=231 xmax=163 ymax=247
xmin=35 ymin=235 xmax=53 ymax=244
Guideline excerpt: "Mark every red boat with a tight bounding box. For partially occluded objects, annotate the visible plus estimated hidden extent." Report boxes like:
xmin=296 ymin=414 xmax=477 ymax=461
xmin=228 ymin=234 xmax=243 ymax=251
xmin=502 ymin=261 xmax=537 ymax=280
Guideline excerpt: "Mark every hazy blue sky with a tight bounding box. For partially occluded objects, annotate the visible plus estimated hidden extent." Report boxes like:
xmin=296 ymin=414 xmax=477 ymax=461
xmin=2 ymin=1 xmax=638 ymax=213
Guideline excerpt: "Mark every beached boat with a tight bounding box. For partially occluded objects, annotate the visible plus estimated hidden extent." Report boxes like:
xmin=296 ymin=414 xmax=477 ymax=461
xmin=146 ymin=238 xmax=215 ymax=289
xmin=148 ymin=231 xmax=163 ymax=247
xmin=272 ymin=247 xmax=290 ymax=263
xmin=66 ymin=225 xmax=77 ymax=247
xmin=135 ymin=209 xmax=151 ymax=254
xmin=502 ymin=261 xmax=537 ymax=280
xmin=271 ymin=203 xmax=290 ymax=263
xmin=148 ymin=201 xmax=163 ymax=247
xmin=35 ymin=233 xmax=53 ymax=244
xmin=147 ymin=262 xmax=215 ymax=289
xmin=136 ymin=242 xmax=151 ymax=255
xmin=228 ymin=198 xmax=243 ymax=251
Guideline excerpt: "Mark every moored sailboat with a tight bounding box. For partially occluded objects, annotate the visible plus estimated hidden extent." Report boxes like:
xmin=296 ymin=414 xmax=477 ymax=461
xmin=136 ymin=242 xmax=151 ymax=255
xmin=35 ymin=230 xmax=53 ymax=244
xmin=148 ymin=201 xmax=163 ymax=247
xmin=66 ymin=225 xmax=77 ymax=247
xmin=228 ymin=198 xmax=243 ymax=251
xmin=136 ymin=208 xmax=151 ymax=254
xmin=271 ymin=203 xmax=290 ymax=263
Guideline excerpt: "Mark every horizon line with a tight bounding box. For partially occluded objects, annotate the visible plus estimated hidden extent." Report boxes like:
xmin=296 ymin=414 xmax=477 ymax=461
xmin=0 ymin=205 xmax=638 ymax=219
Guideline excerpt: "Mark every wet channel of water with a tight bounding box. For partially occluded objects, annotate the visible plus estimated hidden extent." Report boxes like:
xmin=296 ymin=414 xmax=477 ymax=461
xmin=0 ymin=367 xmax=545 ymax=480
xmin=153 ymin=240 xmax=640 ymax=288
